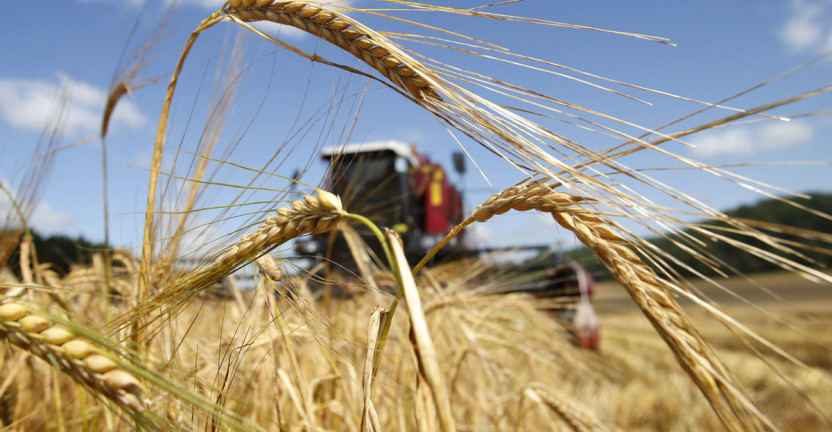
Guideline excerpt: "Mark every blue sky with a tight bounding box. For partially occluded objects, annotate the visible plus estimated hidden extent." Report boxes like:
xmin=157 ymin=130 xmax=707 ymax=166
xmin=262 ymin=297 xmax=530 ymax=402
xmin=1 ymin=1 xmax=830 ymax=254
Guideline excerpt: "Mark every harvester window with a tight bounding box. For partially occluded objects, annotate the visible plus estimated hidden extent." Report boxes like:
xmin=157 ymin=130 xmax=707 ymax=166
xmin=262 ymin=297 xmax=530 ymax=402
xmin=328 ymin=151 xmax=406 ymax=231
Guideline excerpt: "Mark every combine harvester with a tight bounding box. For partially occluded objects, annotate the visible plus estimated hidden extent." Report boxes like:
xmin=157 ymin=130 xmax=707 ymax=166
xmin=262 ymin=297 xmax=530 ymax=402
xmin=295 ymin=140 xmax=599 ymax=348
xmin=296 ymin=140 xmax=465 ymax=266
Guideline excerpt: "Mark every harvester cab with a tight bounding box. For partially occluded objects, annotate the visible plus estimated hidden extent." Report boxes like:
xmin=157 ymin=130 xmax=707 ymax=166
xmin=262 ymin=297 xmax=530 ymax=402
xmin=295 ymin=140 xmax=466 ymax=268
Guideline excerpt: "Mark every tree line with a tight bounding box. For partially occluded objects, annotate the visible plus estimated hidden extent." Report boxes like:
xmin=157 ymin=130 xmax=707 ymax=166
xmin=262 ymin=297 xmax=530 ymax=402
xmin=3 ymin=230 xmax=108 ymax=276
xmin=566 ymin=192 xmax=832 ymax=280
xmin=5 ymin=192 xmax=832 ymax=280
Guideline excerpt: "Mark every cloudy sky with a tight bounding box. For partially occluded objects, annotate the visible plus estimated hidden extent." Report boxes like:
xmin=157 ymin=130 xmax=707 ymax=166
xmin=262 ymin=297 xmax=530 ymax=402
xmin=0 ymin=0 xmax=830 ymax=253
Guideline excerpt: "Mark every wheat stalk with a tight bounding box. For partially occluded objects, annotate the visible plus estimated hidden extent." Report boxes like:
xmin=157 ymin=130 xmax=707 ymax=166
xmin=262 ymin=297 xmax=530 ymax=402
xmin=386 ymin=229 xmax=456 ymax=432
xmin=549 ymin=214 xmax=774 ymax=431
xmin=0 ymin=299 xmax=145 ymax=412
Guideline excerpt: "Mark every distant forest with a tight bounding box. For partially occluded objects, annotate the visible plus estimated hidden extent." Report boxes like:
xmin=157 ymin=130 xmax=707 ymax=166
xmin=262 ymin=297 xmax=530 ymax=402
xmin=4 ymin=193 xmax=832 ymax=280
xmin=567 ymin=192 xmax=832 ymax=280
xmin=4 ymin=231 xmax=108 ymax=276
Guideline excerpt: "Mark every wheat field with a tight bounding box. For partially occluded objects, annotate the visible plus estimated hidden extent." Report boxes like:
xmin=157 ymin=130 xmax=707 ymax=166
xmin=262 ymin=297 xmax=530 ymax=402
xmin=2 ymin=1 xmax=831 ymax=431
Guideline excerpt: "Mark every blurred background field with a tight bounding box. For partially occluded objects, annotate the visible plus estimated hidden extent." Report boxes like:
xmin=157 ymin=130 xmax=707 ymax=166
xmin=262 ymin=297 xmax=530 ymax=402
xmin=593 ymin=271 xmax=832 ymax=431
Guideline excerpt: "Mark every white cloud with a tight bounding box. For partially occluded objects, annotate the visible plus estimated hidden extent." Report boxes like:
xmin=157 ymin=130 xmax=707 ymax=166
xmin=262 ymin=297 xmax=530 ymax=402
xmin=29 ymin=202 xmax=75 ymax=236
xmin=0 ymin=183 xmax=73 ymax=235
xmin=690 ymin=128 xmax=754 ymax=157
xmin=758 ymin=120 xmax=815 ymax=147
xmin=689 ymin=121 xmax=815 ymax=158
xmin=465 ymin=223 xmax=495 ymax=248
xmin=779 ymin=0 xmax=832 ymax=53
xmin=0 ymin=73 xmax=146 ymax=137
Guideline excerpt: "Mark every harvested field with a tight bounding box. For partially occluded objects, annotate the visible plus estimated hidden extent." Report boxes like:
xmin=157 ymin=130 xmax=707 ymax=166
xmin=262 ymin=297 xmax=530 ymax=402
xmin=594 ymin=272 xmax=832 ymax=431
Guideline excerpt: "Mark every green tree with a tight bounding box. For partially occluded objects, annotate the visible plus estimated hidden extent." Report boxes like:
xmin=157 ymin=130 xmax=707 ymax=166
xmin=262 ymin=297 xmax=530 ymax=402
xmin=567 ymin=192 xmax=832 ymax=279
xmin=4 ymin=230 xmax=109 ymax=276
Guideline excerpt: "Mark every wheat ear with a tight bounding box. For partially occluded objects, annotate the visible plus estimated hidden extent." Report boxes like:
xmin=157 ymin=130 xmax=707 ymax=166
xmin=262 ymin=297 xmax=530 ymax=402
xmin=118 ymin=190 xmax=344 ymax=332
xmin=224 ymin=1 xmax=441 ymax=100
xmin=255 ymin=253 xmax=285 ymax=282
xmin=360 ymin=305 xmax=387 ymax=432
xmin=439 ymin=182 xmax=776 ymax=432
xmin=213 ymin=189 xmax=343 ymax=266
xmin=524 ymin=385 xmax=618 ymax=432
xmin=547 ymin=206 xmax=774 ymax=432
xmin=0 ymin=299 xmax=145 ymax=412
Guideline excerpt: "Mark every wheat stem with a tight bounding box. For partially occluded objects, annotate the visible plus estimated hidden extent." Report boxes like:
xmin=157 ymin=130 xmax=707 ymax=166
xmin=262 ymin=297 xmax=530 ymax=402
xmin=386 ymin=229 xmax=456 ymax=432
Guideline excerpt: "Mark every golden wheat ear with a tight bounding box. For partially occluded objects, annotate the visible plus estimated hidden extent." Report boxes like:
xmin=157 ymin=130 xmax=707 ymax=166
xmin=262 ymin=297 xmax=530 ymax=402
xmin=0 ymin=300 xmax=145 ymax=412
xmin=116 ymin=190 xmax=344 ymax=334
xmin=224 ymin=1 xmax=441 ymax=100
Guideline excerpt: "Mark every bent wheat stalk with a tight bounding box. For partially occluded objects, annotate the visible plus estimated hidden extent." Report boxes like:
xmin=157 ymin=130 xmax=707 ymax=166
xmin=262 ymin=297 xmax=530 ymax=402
xmin=547 ymin=204 xmax=775 ymax=431
xmin=0 ymin=299 xmax=145 ymax=412
xmin=424 ymin=181 xmax=776 ymax=432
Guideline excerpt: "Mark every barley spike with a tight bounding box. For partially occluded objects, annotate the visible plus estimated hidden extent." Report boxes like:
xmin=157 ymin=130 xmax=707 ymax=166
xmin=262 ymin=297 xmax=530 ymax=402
xmin=224 ymin=1 xmax=442 ymax=100
xmin=0 ymin=298 xmax=146 ymax=412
